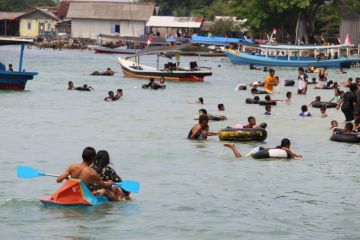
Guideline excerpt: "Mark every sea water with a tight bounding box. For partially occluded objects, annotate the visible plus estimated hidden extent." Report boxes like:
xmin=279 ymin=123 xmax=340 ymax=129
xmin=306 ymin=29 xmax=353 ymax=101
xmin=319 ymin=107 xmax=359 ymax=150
xmin=0 ymin=46 xmax=360 ymax=240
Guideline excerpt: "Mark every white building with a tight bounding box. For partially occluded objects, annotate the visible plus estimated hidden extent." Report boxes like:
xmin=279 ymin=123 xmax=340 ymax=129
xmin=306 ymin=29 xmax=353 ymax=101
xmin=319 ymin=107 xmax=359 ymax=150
xmin=66 ymin=1 xmax=154 ymax=39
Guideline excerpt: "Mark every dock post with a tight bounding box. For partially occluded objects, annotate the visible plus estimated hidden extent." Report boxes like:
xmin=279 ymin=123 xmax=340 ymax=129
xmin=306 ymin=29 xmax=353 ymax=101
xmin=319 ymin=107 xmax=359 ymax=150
xmin=19 ymin=43 xmax=25 ymax=72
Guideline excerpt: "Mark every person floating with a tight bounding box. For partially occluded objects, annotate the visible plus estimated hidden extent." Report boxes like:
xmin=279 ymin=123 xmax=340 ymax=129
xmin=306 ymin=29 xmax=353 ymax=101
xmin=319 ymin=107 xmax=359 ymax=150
xmin=104 ymin=91 xmax=115 ymax=101
xmin=76 ymin=84 xmax=94 ymax=91
xmin=320 ymin=105 xmax=328 ymax=118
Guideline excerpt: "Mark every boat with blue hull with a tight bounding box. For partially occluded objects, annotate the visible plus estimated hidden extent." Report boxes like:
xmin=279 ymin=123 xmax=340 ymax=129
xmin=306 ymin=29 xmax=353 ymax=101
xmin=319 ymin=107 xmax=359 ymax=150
xmin=0 ymin=37 xmax=38 ymax=90
xmin=224 ymin=44 xmax=360 ymax=68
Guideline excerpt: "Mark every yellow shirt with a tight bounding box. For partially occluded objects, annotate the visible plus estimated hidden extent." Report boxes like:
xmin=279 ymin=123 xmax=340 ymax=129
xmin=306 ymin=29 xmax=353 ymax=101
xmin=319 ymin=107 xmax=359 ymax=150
xmin=264 ymin=75 xmax=277 ymax=92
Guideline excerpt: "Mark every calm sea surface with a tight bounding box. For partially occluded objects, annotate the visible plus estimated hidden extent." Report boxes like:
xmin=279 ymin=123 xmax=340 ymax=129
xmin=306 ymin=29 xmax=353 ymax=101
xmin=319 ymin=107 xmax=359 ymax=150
xmin=1 ymin=46 xmax=360 ymax=240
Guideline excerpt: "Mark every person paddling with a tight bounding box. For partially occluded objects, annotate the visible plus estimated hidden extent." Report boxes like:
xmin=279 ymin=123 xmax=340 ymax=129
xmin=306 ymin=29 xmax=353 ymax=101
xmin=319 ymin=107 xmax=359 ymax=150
xmin=56 ymin=147 xmax=118 ymax=201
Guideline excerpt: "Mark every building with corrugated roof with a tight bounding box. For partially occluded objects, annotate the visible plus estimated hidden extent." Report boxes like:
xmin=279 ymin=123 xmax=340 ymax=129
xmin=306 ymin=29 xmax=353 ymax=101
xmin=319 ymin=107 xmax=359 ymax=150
xmin=146 ymin=16 xmax=204 ymax=37
xmin=18 ymin=8 xmax=59 ymax=38
xmin=66 ymin=1 xmax=155 ymax=39
xmin=0 ymin=12 xmax=24 ymax=36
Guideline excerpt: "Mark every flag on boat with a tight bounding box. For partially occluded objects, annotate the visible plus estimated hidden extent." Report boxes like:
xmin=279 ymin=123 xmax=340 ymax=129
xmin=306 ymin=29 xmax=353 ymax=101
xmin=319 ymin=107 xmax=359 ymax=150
xmin=345 ymin=34 xmax=351 ymax=45
xmin=337 ymin=36 xmax=341 ymax=44
xmin=147 ymin=35 xmax=153 ymax=45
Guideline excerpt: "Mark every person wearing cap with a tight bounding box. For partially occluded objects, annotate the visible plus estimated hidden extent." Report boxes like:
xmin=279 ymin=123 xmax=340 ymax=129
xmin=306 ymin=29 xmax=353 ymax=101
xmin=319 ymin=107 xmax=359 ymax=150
xmin=297 ymin=67 xmax=308 ymax=94
xmin=263 ymin=69 xmax=278 ymax=93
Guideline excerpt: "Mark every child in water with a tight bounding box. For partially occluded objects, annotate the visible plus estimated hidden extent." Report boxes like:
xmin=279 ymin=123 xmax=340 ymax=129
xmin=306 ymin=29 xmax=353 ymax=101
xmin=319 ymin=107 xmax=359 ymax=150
xmin=299 ymin=105 xmax=312 ymax=117
xmin=320 ymin=105 xmax=328 ymax=118
xmin=284 ymin=91 xmax=292 ymax=104
xmin=330 ymin=120 xmax=338 ymax=130
xmin=265 ymin=105 xmax=271 ymax=115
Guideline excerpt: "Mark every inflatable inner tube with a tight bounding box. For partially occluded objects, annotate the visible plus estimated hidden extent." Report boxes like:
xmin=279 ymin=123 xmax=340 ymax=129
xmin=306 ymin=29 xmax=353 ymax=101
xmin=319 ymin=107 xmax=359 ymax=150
xmin=75 ymin=87 xmax=91 ymax=91
xmin=246 ymin=98 xmax=259 ymax=104
xmin=311 ymin=101 xmax=337 ymax=108
xmin=91 ymin=71 xmax=113 ymax=76
xmin=235 ymin=84 xmax=247 ymax=91
xmin=208 ymin=115 xmax=227 ymax=121
xmin=218 ymin=128 xmax=267 ymax=142
xmin=330 ymin=132 xmax=360 ymax=143
xmin=252 ymin=148 xmax=289 ymax=159
xmin=284 ymin=80 xmax=295 ymax=86
xmin=251 ymin=90 xmax=268 ymax=94
xmin=258 ymin=100 xmax=277 ymax=106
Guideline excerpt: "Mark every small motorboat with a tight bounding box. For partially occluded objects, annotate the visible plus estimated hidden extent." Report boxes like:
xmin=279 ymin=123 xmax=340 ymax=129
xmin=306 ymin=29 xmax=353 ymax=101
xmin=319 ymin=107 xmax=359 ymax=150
xmin=40 ymin=179 xmax=109 ymax=206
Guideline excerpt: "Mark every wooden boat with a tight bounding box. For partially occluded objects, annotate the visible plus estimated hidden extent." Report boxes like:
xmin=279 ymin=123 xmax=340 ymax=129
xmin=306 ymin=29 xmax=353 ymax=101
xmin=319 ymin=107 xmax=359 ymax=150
xmin=118 ymin=44 xmax=212 ymax=82
xmin=224 ymin=44 xmax=360 ymax=68
xmin=0 ymin=37 xmax=38 ymax=90
xmin=40 ymin=179 xmax=109 ymax=206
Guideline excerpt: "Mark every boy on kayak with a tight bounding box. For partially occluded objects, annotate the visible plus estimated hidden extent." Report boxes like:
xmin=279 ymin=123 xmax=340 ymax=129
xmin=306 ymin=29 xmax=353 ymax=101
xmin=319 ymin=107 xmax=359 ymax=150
xmin=56 ymin=147 xmax=119 ymax=201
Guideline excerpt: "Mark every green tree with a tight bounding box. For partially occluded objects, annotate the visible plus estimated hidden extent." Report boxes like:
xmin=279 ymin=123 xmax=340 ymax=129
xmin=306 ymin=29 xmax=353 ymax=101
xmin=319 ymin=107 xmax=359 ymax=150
xmin=0 ymin=0 xmax=56 ymax=11
xmin=227 ymin=0 xmax=339 ymax=43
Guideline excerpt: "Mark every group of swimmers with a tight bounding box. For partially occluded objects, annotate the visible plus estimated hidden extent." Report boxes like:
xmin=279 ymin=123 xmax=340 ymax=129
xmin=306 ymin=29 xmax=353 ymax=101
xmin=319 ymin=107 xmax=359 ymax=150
xmin=104 ymin=89 xmax=123 ymax=101
xmin=142 ymin=77 xmax=166 ymax=90
xmin=57 ymin=147 xmax=130 ymax=201
xmin=68 ymin=81 xmax=94 ymax=91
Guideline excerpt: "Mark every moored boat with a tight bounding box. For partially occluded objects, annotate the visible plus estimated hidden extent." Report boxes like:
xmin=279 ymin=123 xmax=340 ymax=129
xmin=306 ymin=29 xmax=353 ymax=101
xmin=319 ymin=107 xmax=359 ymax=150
xmin=118 ymin=44 xmax=212 ymax=82
xmin=224 ymin=44 xmax=360 ymax=68
xmin=40 ymin=179 xmax=109 ymax=206
xmin=0 ymin=37 xmax=38 ymax=90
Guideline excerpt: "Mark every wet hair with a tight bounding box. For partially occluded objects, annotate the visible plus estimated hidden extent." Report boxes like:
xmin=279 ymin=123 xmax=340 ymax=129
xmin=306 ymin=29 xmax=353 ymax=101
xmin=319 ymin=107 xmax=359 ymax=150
xmin=254 ymin=96 xmax=260 ymax=101
xmin=117 ymin=89 xmax=122 ymax=93
xmin=265 ymin=95 xmax=271 ymax=101
xmin=82 ymin=147 xmax=96 ymax=163
xmin=107 ymin=67 xmax=111 ymax=71
xmin=248 ymin=116 xmax=255 ymax=122
xmin=349 ymin=83 xmax=358 ymax=92
xmin=344 ymin=122 xmax=353 ymax=131
xmin=327 ymin=80 xmax=333 ymax=87
xmin=199 ymin=114 xmax=209 ymax=123
xmin=286 ymin=91 xmax=292 ymax=98
xmin=331 ymin=120 xmax=338 ymax=127
xmin=281 ymin=138 xmax=291 ymax=148
xmin=68 ymin=81 xmax=73 ymax=85
xmin=298 ymin=67 xmax=304 ymax=72
xmin=320 ymin=105 xmax=326 ymax=111
xmin=265 ymin=105 xmax=271 ymax=111
xmin=348 ymin=78 xmax=353 ymax=82
xmin=218 ymin=103 xmax=224 ymax=110
xmin=93 ymin=150 xmax=110 ymax=173
xmin=269 ymin=69 xmax=275 ymax=74
xmin=301 ymin=105 xmax=308 ymax=112
xmin=199 ymin=108 xmax=207 ymax=115
xmin=315 ymin=96 xmax=321 ymax=101
xmin=108 ymin=91 xmax=114 ymax=95
xmin=198 ymin=97 xmax=204 ymax=104
xmin=312 ymin=77 xmax=316 ymax=82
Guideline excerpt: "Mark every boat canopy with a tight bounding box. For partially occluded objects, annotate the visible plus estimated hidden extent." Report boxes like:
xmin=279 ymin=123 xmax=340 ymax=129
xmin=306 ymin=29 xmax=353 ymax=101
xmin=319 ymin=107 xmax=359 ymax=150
xmin=191 ymin=35 xmax=253 ymax=46
xmin=0 ymin=37 xmax=33 ymax=46
xmin=126 ymin=43 xmax=193 ymax=59
xmin=257 ymin=44 xmax=354 ymax=51
xmin=97 ymin=34 xmax=168 ymax=45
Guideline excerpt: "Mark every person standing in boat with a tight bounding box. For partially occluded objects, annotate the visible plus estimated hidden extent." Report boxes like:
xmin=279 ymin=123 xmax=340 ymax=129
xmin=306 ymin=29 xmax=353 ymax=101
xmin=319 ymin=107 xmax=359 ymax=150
xmin=8 ymin=64 xmax=13 ymax=72
xmin=263 ymin=69 xmax=278 ymax=93
xmin=56 ymin=147 xmax=119 ymax=200
xmin=297 ymin=67 xmax=308 ymax=94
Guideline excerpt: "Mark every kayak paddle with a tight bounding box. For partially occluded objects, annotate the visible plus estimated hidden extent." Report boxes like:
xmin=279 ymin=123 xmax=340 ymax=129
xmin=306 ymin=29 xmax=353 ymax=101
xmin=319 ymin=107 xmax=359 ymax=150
xmin=17 ymin=165 xmax=140 ymax=193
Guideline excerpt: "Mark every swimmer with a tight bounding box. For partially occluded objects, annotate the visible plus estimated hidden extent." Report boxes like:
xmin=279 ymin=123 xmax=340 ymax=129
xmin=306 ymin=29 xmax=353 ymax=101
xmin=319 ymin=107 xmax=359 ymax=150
xmin=218 ymin=103 xmax=225 ymax=111
xmin=68 ymin=81 xmax=75 ymax=90
xmin=299 ymin=105 xmax=312 ymax=117
xmin=263 ymin=69 xmax=278 ymax=93
xmin=113 ymin=89 xmax=123 ymax=100
xmin=264 ymin=105 xmax=271 ymax=115
xmin=76 ymin=84 xmax=94 ymax=91
xmin=240 ymin=116 xmax=266 ymax=129
xmin=284 ymin=91 xmax=292 ymax=104
xmin=105 ymin=67 xmax=114 ymax=76
xmin=104 ymin=91 xmax=115 ymax=101
xmin=309 ymin=96 xmax=321 ymax=107
xmin=159 ymin=77 xmax=166 ymax=89
xmin=343 ymin=123 xmax=360 ymax=138
xmin=320 ymin=105 xmax=328 ymax=118
xmin=196 ymin=97 xmax=204 ymax=104
xmin=340 ymin=78 xmax=352 ymax=88
xmin=193 ymin=108 xmax=207 ymax=120
xmin=188 ymin=114 xmax=218 ymax=140
xmin=330 ymin=120 xmax=338 ymax=130
xmin=224 ymin=143 xmax=241 ymax=158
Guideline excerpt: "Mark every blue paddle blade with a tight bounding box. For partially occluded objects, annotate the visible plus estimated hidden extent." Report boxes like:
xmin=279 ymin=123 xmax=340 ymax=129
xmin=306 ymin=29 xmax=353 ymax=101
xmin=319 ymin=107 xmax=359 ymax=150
xmin=114 ymin=180 xmax=140 ymax=193
xmin=17 ymin=166 xmax=45 ymax=178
